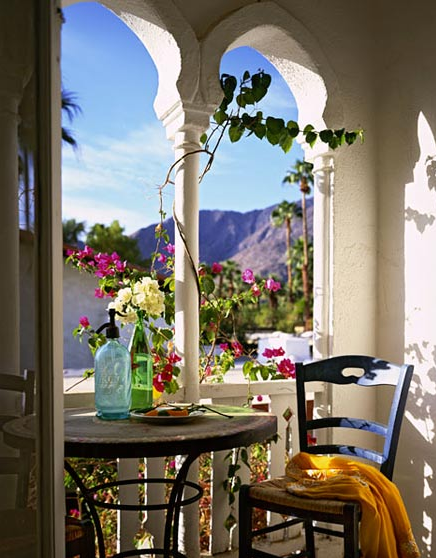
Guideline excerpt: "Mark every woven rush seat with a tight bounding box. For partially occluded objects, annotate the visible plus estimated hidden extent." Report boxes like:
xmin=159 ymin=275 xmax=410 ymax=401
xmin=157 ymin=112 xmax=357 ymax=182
xmin=248 ymin=475 xmax=355 ymax=515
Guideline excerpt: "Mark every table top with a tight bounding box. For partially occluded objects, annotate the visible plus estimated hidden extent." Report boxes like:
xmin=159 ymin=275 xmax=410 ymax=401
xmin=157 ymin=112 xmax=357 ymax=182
xmin=4 ymin=405 xmax=277 ymax=459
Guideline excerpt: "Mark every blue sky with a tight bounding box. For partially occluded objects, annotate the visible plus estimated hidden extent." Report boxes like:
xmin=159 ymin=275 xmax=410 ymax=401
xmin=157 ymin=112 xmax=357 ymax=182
xmin=61 ymin=2 xmax=303 ymax=235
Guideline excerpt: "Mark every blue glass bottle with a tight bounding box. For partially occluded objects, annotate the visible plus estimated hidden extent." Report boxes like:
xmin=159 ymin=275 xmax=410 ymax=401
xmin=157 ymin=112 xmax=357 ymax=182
xmin=94 ymin=309 xmax=131 ymax=420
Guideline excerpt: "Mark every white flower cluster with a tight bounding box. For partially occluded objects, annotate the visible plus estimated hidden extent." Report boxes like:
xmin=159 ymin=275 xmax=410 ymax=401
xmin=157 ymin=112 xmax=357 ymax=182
xmin=109 ymin=277 xmax=165 ymax=323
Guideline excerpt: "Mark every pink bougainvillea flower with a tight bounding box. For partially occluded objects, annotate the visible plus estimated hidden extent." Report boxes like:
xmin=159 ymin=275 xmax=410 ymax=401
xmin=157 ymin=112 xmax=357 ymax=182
xmin=251 ymin=284 xmax=261 ymax=297
xmin=168 ymin=352 xmax=182 ymax=364
xmin=94 ymin=252 xmax=111 ymax=266
xmin=110 ymin=251 xmax=120 ymax=262
xmin=219 ymin=343 xmax=229 ymax=352
xmin=169 ymin=459 xmax=176 ymax=469
xmin=277 ymin=358 xmax=296 ymax=379
xmin=242 ymin=269 xmax=255 ymax=284
xmin=94 ymin=288 xmax=105 ymax=299
xmin=162 ymin=366 xmax=173 ymax=381
xmin=263 ymin=346 xmax=285 ymax=358
xmin=164 ymin=243 xmax=175 ymax=254
xmin=153 ymin=375 xmax=165 ymax=393
xmin=265 ymin=278 xmax=281 ymax=292
xmin=79 ymin=316 xmax=90 ymax=328
xmin=77 ymin=245 xmax=93 ymax=259
xmin=231 ymin=341 xmax=244 ymax=358
xmin=204 ymin=365 xmax=212 ymax=377
xmin=158 ymin=253 xmax=167 ymax=264
xmin=66 ymin=248 xmax=75 ymax=256
xmin=211 ymin=262 xmax=223 ymax=274
xmin=115 ymin=260 xmax=127 ymax=272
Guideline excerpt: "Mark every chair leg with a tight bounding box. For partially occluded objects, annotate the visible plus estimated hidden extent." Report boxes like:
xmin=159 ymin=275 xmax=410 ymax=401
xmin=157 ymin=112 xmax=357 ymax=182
xmin=343 ymin=505 xmax=360 ymax=558
xmin=239 ymin=485 xmax=253 ymax=558
xmin=304 ymin=519 xmax=315 ymax=557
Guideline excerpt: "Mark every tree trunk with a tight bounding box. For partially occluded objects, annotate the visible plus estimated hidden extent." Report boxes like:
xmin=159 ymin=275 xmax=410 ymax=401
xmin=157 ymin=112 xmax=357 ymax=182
xmin=301 ymin=190 xmax=311 ymax=330
xmin=285 ymin=217 xmax=293 ymax=303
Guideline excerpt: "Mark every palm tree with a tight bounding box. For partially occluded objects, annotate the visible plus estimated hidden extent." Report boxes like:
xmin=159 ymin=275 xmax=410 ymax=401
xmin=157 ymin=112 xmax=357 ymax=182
xmin=19 ymin=88 xmax=82 ymax=231
xmin=271 ymin=201 xmax=302 ymax=302
xmin=282 ymin=159 xmax=314 ymax=330
xmin=220 ymin=260 xmax=239 ymax=297
xmin=63 ymin=218 xmax=86 ymax=246
xmin=61 ymin=88 xmax=82 ymax=150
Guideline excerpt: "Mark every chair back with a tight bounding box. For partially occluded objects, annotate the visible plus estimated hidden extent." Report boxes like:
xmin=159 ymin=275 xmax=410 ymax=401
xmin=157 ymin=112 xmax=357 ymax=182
xmin=0 ymin=370 xmax=36 ymax=508
xmin=0 ymin=370 xmax=35 ymax=428
xmin=296 ymin=355 xmax=413 ymax=480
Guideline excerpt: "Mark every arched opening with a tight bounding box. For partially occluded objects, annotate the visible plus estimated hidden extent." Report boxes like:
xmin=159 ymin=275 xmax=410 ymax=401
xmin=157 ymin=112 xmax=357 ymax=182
xmin=201 ymin=5 xmax=338 ymax=359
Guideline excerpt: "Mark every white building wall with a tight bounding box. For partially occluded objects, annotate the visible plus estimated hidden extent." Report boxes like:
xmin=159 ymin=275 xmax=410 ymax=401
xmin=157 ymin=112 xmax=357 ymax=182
xmin=63 ymin=262 xmax=134 ymax=370
xmin=376 ymin=3 xmax=436 ymax=553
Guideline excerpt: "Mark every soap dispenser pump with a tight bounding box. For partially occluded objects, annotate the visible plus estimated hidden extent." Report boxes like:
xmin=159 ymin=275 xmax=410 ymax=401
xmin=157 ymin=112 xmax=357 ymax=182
xmin=94 ymin=308 xmax=131 ymax=420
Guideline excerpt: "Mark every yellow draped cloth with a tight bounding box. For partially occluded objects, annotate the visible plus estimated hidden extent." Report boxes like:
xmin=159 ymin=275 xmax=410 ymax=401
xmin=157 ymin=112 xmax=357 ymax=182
xmin=285 ymin=452 xmax=420 ymax=558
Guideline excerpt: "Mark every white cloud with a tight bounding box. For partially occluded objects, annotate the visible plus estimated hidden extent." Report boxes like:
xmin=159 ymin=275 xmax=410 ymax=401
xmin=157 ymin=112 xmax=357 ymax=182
xmin=62 ymin=122 xmax=175 ymax=234
xmin=62 ymin=195 xmax=155 ymax=234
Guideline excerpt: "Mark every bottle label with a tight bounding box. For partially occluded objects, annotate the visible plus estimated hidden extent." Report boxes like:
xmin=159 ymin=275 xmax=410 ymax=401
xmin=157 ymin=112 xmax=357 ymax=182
xmin=131 ymin=352 xmax=153 ymax=409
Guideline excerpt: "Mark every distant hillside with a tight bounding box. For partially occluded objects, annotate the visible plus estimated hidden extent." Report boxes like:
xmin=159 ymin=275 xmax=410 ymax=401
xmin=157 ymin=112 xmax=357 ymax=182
xmin=131 ymin=199 xmax=313 ymax=280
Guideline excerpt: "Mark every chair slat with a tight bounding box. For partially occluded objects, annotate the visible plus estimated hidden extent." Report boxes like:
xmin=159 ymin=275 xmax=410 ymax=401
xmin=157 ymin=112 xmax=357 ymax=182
xmin=308 ymin=417 xmax=388 ymax=436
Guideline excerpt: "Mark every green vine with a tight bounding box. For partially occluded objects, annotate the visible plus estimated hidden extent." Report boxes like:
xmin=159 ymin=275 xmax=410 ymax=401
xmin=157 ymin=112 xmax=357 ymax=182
xmin=202 ymin=70 xmax=364 ymax=154
xmin=222 ymin=432 xmax=279 ymax=533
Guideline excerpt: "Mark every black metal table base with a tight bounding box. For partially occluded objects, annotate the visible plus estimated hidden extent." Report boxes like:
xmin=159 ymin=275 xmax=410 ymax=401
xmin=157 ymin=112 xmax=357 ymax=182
xmin=65 ymin=454 xmax=203 ymax=558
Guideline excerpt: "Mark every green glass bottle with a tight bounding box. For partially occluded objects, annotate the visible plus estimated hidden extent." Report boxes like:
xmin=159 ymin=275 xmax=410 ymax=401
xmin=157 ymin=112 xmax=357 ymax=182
xmin=128 ymin=312 xmax=153 ymax=410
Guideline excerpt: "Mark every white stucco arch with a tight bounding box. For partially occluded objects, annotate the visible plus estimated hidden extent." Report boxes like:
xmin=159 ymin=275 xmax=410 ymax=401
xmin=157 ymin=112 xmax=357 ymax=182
xmin=200 ymin=1 xmax=344 ymax=129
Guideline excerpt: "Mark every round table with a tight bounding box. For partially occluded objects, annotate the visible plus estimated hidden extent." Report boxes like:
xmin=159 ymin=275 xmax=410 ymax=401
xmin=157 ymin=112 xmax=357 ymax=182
xmin=4 ymin=405 xmax=277 ymax=558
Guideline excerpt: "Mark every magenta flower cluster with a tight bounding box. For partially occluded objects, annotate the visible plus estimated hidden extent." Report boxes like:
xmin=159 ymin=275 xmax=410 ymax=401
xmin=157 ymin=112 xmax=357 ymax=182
xmin=242 ymin=268 xmax=281 ymax=294
xmin=67 ymin=246 xmax=127 ymax=299
xmin=261 ymin=346 xmax=296 ymax=379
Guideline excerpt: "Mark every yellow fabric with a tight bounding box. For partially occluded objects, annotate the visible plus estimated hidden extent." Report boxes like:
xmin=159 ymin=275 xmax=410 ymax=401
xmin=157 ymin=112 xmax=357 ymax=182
xmin=285 ymin=452 xmax=420 ymax=558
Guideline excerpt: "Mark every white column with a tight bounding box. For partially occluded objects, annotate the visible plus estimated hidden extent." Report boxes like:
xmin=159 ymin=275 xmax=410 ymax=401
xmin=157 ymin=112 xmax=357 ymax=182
xmin=161 ymin=100 xmax=212 ymax=558
xmin=312 ymin=153 xmax=335 ymax=360
xmin=0 ymin=1 xmax=34 ymax=374
xmin=172 ymin=128 xmax=201 ymax=558
xmin=173 ymin=128 xmax=202 ymax=404
xmin=0 ymin=92 xmax=20 ymax=373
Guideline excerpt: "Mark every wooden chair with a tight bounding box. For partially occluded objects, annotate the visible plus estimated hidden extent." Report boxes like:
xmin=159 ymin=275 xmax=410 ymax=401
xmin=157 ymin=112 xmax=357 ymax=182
xmin=239 ymin=355 xmax=414 ymax=558
xmin=0 ymin=370 xmax=35 ymax=508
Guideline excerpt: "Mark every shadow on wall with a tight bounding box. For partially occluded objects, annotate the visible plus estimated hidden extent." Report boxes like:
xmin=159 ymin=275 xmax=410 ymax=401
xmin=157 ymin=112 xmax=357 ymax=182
xmin=403 ymin=341 xmax=436 ymax=558
xmin=400 ymin=112 xmax=436 ymax=558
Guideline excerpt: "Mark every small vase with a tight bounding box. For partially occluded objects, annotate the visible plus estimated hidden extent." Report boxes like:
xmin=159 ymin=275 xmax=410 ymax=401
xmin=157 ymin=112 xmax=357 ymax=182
xmin=128 ymin=312 xmax=153 ymax=410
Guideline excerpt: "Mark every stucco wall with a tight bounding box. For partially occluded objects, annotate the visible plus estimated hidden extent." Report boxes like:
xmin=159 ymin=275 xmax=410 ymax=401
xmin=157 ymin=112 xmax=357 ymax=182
xmin=63 ymin=262 xmax=133 ymax=370
xmin=375 ymin=2 xmax=436 ymax=553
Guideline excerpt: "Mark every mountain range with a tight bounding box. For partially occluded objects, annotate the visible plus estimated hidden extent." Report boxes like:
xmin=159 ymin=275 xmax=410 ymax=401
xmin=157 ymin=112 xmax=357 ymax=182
xmin=131 ymin=198 xmax=313 ymax=280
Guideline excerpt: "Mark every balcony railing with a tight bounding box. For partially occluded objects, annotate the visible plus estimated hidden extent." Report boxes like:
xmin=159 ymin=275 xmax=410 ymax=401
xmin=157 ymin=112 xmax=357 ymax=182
xmin=64 ymin=375 xmax=325 ymax=556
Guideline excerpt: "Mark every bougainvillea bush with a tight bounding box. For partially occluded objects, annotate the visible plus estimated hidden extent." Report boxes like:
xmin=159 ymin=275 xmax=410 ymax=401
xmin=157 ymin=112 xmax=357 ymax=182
xmin=67 ymin=235 xmax=296 ymax=395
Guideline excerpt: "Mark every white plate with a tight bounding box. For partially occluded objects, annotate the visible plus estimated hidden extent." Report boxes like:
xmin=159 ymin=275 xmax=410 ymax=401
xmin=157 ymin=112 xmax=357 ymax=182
xmin=130 ymin=407 xmax=205 ymax=425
